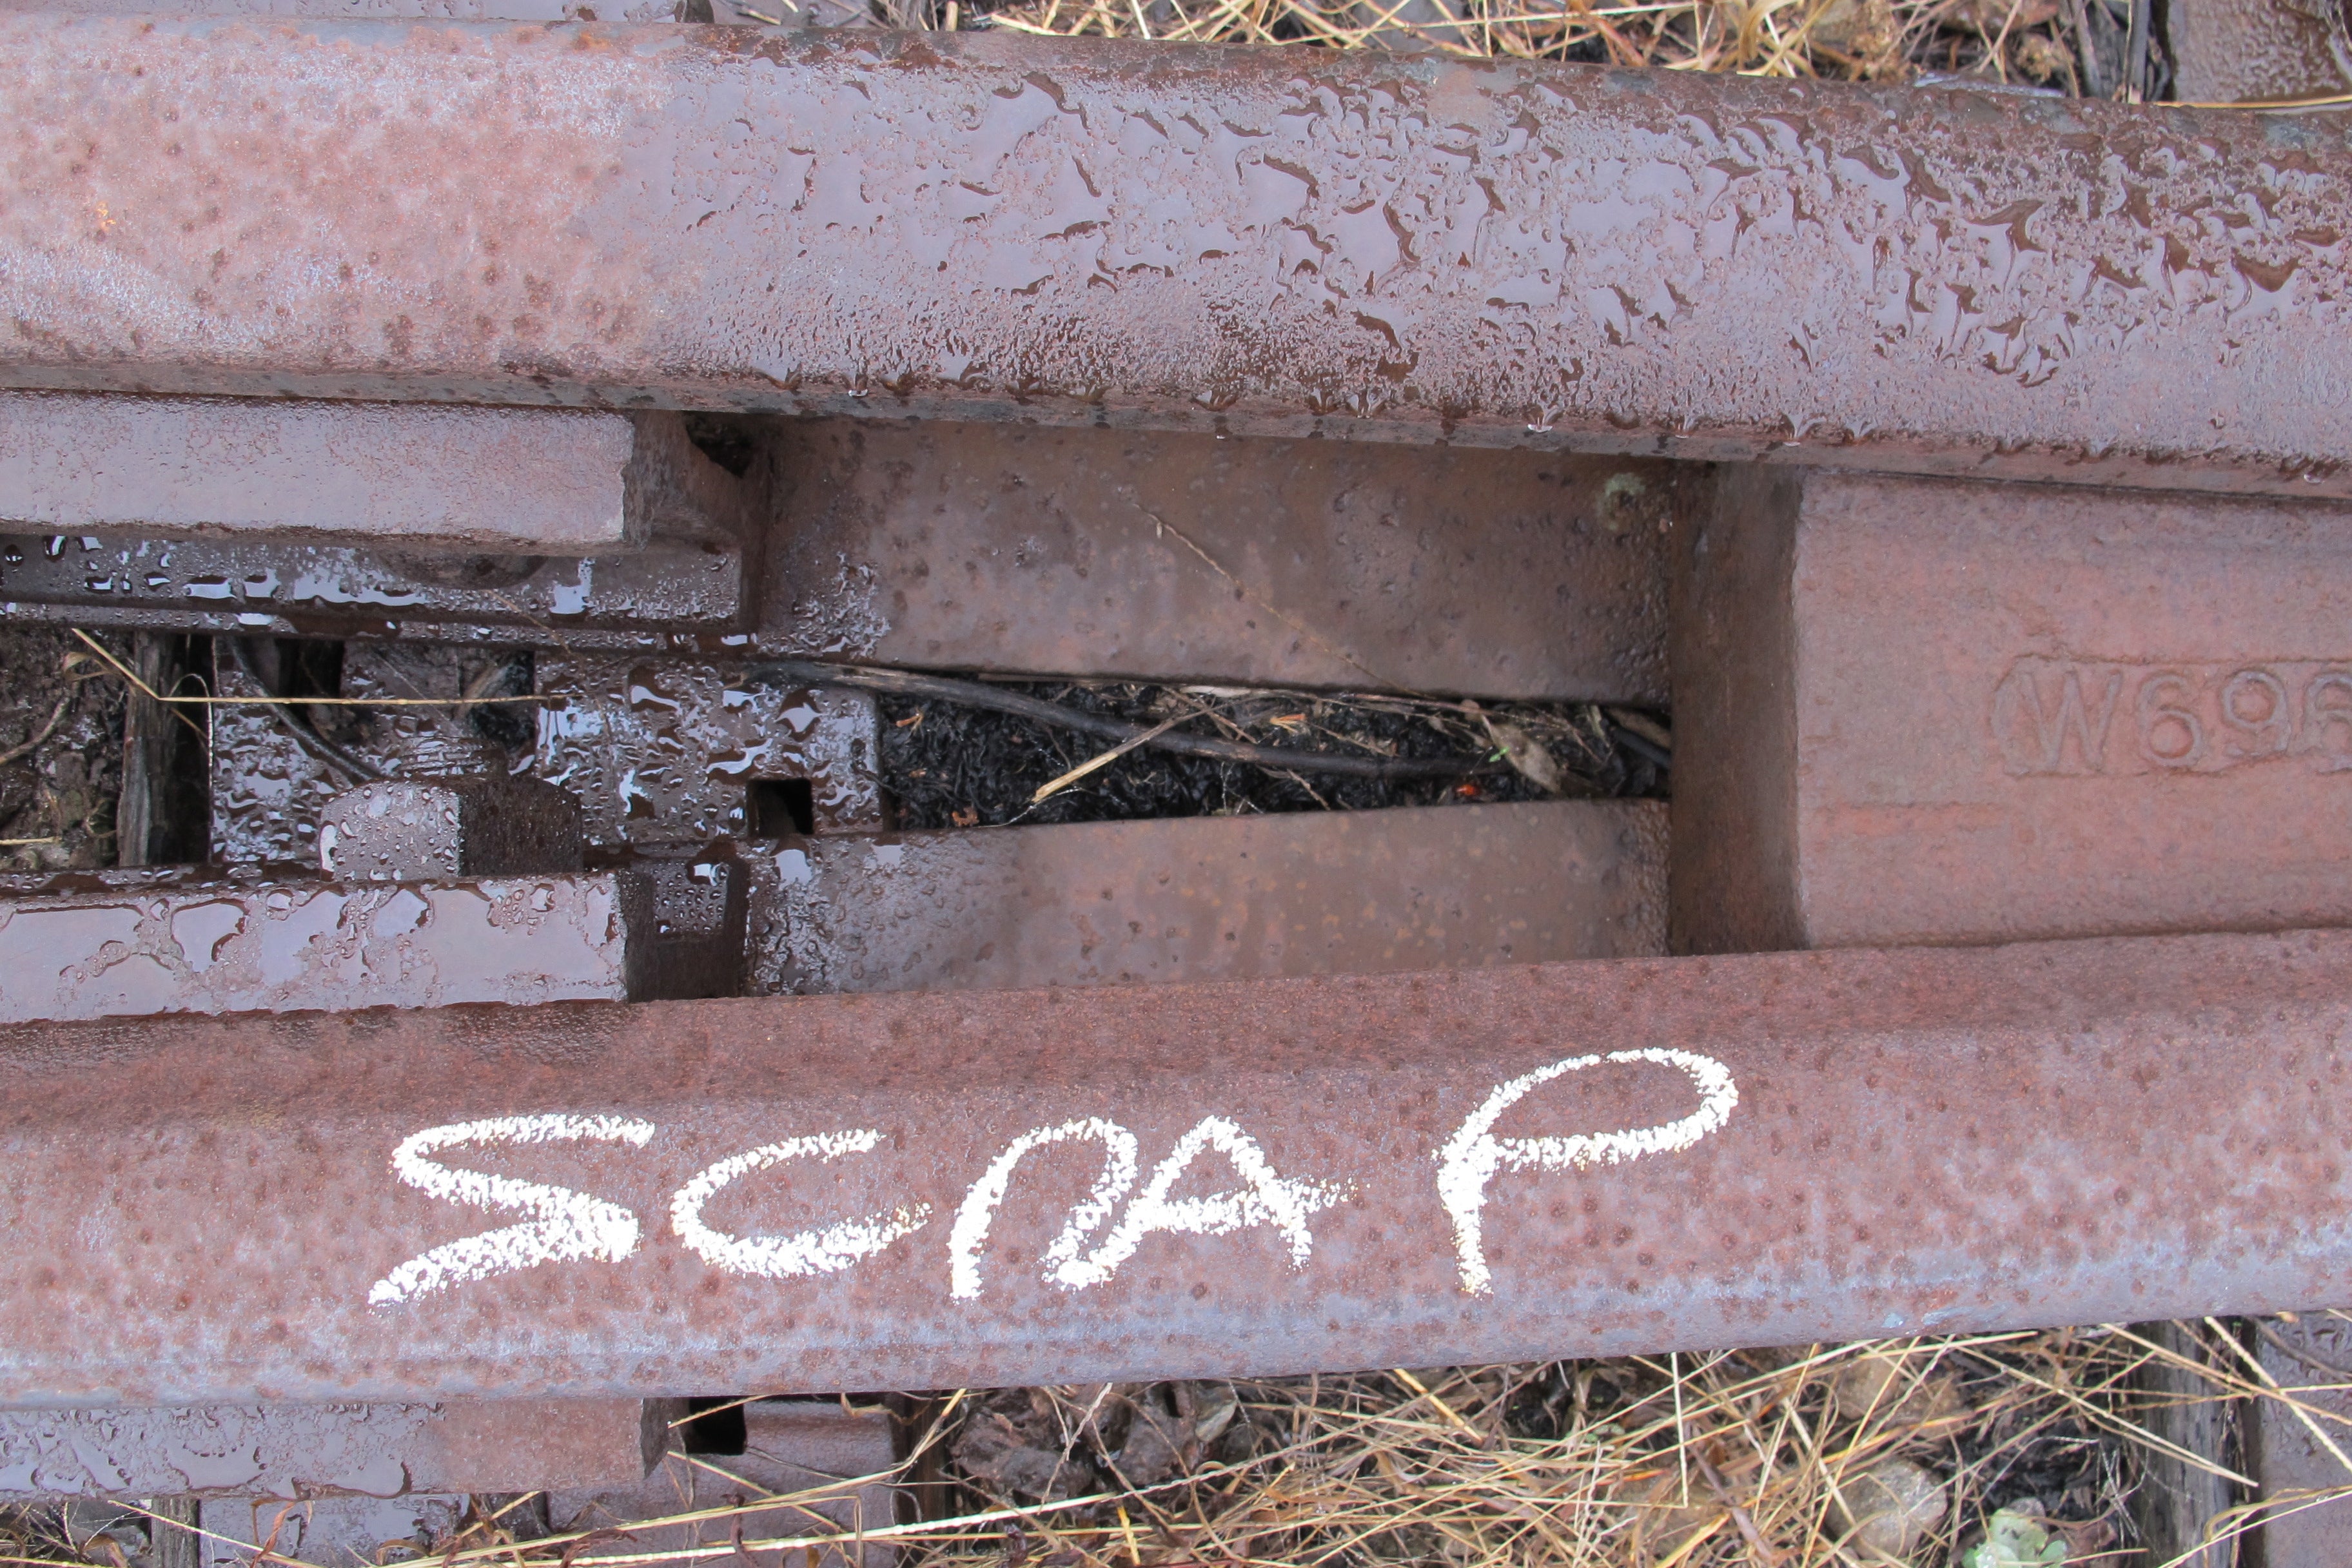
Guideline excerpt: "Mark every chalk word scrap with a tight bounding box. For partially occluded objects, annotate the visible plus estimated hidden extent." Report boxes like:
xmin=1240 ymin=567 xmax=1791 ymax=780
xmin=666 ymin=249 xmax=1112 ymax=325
xmin=368 ymin=1051 xmax=1739 ymax=1308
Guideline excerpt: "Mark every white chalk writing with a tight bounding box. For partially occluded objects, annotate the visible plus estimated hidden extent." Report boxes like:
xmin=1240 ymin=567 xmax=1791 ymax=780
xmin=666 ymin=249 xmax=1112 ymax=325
xmin=1050 ymin=1117 xmax=1345 ymax=1290
xmin=669 ymin=1130 xmax=931 ymax=1279
xmin=948 ymin=1115 xmax=1344 ymax=1299
xmin=368 ymin=1052 xmax=1741 ymax=1308
xmin=1435 ymin=1050 xmax=1739 ymax=1296
xmin=949 ymin=1118 xmax=1139 ymax=1301
xmin=368 ymin=1113 xmax=656 ymax=1307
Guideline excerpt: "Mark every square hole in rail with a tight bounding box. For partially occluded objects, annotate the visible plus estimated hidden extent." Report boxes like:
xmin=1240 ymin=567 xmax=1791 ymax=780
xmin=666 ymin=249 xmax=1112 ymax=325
xmin=745 ymin=777 xmax=816 ymax=838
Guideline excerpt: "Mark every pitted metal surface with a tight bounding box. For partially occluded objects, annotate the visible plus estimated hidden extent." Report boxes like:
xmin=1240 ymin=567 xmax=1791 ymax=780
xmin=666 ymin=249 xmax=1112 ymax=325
xmin=2171 ymin=0 xmax=2347 ymax=104
xmin=763 ymin=420 xmax=1675 ymax=700
xmin=1672 ymin=467 xmax=2352 ymax=952
xmin=0 ymin=1398 xmax=658 ymax=1500
xmin=1 ymin=928 xmax=2349 ymax=1403
xmin=0 ymin=529 xmax=749 ymax=647
xmin=746 ymin=799 xmax=1667 ymax=994
xmin=0 ymin=868 xmax=649 ymax=1022
xmin=0 ymin=397 xmax=743 ymax=554
xmin=3 ymin=25 xmax=2350 ymax=497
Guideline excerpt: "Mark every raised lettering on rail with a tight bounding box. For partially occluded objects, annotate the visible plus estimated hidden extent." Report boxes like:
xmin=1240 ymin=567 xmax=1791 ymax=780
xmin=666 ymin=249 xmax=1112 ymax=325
xmin=1992 ymin=657 xmax=2352 ymax=776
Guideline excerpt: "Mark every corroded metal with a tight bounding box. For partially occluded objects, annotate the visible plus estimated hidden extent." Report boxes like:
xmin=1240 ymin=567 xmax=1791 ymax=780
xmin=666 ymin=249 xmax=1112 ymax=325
xmin=553 ymin=1400 xmax=898 ymax=1567
xmin=205 ymin=645 xmax=881 ymax=867
xmin=0 ymin=868 xmax=649 ymax=1022
xmin=533 ymin=656 xmax=888 ymax=845
xmin=318 ymin=774 xmax=583 ymax=882
xmin=0 ymin=397 xmax=744 ymax=554
xmin=2 ymin=24 xmax=2349 ymax=498
xmin=763 ymin=421 xmax=1675 ymax=701
xmin=0 ymin=527 xmax=750 ymax=647
xmin=2248 ymin=1314 xmax=2352 ymax=1564
xmin=1670 ymin=467 xmax=2352 ymax=952
xmin=1 ymin=927 xmax=2348 ymax=1403
xmin=0 ymin=1398 xmax=660 ymax=1500
xmin=2171 ymin=0 xmax=2347 ymax=104
xmin=746 ymin=800 xmax=1667 ymax=994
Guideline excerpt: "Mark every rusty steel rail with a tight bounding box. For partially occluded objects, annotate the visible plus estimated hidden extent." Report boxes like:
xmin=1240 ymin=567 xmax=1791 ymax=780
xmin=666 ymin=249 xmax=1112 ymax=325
xmin=745 ymin=800 xmax=1668 ymax=994
xmin=2 ymin=22 xmax=2349 ymax=500
xmin=0 ymin=1398 xmax=661 ymax=1499
xmin=760 ymin=422 xmax=1676 ymax=701
xmin=0 ymin=397 xmax=749 ymax=553
xmin=1670 ymin=468 xmax=2352 ymax=952
xmin=1 ymin=926 xmax=2347 ymax=1404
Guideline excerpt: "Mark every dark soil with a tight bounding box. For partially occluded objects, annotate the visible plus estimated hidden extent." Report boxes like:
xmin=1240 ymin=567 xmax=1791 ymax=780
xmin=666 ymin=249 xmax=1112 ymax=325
xmin=878 ymin=681 xmax=1667 ymax=830
xmin=0 ymin=626 xmax=130 ymax=873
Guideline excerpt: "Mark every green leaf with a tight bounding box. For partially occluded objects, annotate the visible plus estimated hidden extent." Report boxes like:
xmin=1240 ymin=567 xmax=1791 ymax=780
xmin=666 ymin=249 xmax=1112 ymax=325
xmin=1961 ymin=1508 xmax=2068 ymax=1568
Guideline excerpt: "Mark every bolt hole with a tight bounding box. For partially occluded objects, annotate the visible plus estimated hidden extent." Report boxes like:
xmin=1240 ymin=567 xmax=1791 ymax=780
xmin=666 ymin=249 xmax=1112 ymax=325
xmin=746 ymin=777 xmax=816 ymax=838
xmin=680 ymin=1398 xmax=748 ymax=1456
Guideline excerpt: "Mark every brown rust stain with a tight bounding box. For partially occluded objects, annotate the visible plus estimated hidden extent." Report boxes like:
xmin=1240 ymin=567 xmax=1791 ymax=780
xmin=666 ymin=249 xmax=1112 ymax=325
xmin=0 ymin=928 xmax=2345 ymax=1402
xmin=0 ymin=24 xmax=2347 ymax=496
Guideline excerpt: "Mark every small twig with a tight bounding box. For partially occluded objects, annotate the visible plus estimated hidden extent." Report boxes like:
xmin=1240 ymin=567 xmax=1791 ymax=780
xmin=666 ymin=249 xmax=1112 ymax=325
xmin=227 ymin=639 xmax=387 ymax=786
xmin=1390 ymin=1369 xmax=1480 ymax=1438
xmin=1031 ymin=716 xmax=1182 ymax=804
xmin=1691 ymin=1451 xmax=1781 ymax=1567
xmin=749 ymin=660 xmax=1497 ymax=783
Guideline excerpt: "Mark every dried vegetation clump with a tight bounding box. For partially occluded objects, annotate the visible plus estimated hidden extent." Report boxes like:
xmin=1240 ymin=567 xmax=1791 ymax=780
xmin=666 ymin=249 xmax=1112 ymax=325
xmin=917 ymin=1337 xmax=2140 ymax=1565
xmin=937 ymin=0 xmax=2154 ymax=99
xmin=0 ymin=627 xmax=128 ymax=872
xmin=879 ymin=681 xmax=1666 ymax=828
xmin=8 ymin=1326 xmax=2344 ymax=1568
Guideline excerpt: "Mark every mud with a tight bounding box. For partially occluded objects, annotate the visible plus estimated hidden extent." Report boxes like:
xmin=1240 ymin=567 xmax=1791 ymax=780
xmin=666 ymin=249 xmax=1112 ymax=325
xmin=0 ymin=627 xmax=127 ymax=874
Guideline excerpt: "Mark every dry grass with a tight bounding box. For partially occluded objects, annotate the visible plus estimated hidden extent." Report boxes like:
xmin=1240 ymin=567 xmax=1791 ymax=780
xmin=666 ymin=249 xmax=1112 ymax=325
xmin=10 ymin=1322 xmax=2349 ymax=1568
xmin=917 ymin=0 xmax=2114 ymax=97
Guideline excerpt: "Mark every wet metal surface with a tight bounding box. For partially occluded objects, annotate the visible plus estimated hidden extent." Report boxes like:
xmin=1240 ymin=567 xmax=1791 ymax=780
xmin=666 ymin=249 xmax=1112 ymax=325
xmin=0 ymin=1398 xmax=658 ymax=1500
xmin=0 ymin=869 xmax=649 ymax=1021
xmin=629 ymin=842 xmax=750 ymax=1000
xmin=0 ymin=527 xmax=749 ymax=648
xmin=208 ymin=647 xmax=878 ymax=865
xmin=209 ymin=643 xmax=536 ymax=867
xmin=1671 ymin=468 xmax=2352 ymax=952
xmin=745 ymin=799 xmax=1666 ymax=994
xmin=762 ymin=420 xmax=1675 ymax=700
xmin=0 ymin=397 xmax=741 ymax=554
xmin=1 ymin=927 xmax=2349 ymax=1402
xmin=534 ymin=656 xmax=887 ymax=844
xmin=551 ymin=1400 xmax=897 ymax=1567
xmin=3 ymin=26 xmax=2349 ymax=499
xmin=318 ymin=775 xmax=585 ymax=882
